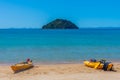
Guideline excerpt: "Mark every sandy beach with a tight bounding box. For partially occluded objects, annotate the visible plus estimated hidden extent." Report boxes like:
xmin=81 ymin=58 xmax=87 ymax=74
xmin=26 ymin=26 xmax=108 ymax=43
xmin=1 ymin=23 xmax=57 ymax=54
xmin=0 ymin=63 xmax=120 ymax=80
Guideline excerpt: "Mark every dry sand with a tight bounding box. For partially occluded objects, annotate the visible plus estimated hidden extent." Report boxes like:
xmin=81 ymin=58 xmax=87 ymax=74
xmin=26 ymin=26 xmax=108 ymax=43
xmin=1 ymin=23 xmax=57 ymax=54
xmin=0 ymin=63 xmax=120 ymax=80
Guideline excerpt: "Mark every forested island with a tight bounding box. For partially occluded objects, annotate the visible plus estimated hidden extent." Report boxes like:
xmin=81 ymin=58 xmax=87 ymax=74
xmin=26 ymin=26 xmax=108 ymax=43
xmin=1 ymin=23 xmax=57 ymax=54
xmin=42 ymin=19 xmax=79 ymax=29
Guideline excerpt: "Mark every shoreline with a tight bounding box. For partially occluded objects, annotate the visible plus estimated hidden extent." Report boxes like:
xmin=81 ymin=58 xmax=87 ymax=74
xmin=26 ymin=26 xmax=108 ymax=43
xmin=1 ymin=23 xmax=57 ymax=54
xmin=1 ymin=60 xmax=120 ymax=66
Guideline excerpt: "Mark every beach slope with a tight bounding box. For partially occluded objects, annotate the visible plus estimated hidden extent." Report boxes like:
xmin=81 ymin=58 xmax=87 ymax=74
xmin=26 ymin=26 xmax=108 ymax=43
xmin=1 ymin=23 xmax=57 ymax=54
xmin=0 ymin=63 xmax=120 ymax=80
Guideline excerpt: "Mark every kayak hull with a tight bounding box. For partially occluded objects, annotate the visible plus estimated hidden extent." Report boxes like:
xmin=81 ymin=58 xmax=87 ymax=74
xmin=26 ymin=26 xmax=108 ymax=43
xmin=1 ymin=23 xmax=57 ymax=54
xmin=11 ymin=62 xmax=33 ymax=73
xmin=84 ymin=61 xmax=103 ymax=69
xmin=84 ymin=60 xmax=113 ymax=70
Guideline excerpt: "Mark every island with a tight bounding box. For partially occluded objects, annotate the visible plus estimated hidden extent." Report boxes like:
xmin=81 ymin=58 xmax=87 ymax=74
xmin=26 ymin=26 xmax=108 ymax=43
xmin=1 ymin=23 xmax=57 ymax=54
xmin=42 ymin=19 xmax=79 ymax=29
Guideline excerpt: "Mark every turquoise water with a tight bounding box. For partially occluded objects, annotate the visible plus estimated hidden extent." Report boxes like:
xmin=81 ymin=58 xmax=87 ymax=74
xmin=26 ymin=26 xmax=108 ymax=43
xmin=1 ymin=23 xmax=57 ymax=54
xmin=0 ymin=29 xmax=120 ymax=64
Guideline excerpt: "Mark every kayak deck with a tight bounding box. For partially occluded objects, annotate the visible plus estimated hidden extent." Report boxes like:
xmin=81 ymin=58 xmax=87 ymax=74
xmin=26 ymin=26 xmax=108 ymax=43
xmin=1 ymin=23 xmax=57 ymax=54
xmin=11 ymin=62 xmax=33 ymax=73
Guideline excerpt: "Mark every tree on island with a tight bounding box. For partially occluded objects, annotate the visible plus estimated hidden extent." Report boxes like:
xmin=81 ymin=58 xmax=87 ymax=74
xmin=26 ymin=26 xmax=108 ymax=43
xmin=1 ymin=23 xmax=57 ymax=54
xmin=42 ymin=19 xmax=79 ymax=29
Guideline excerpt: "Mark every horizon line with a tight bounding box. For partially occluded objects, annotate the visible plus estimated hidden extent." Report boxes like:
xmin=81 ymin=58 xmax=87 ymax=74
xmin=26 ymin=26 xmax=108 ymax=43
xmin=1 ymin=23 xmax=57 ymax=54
xmin=0 ymin=27 xmax=120 ymax=29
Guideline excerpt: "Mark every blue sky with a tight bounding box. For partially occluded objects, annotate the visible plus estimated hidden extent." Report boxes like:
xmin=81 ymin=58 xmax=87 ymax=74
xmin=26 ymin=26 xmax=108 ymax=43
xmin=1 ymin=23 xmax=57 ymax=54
xmin=0 ymin=0 xmax=120 ymax=28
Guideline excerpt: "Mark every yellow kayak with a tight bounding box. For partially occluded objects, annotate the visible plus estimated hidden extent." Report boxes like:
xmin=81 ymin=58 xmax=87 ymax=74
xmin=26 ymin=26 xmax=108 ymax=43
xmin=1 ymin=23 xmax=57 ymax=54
xmin=11 ymin=62 xmax=33 ymax=73
xmin=84 ymin=60 xmax=103 ymax=69
xmin=84 ymin=60 xmax=113 ymax=71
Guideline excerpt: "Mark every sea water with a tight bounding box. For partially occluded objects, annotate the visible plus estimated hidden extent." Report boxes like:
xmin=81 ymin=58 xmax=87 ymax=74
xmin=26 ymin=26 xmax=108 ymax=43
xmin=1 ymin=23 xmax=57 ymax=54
xmin=0 ymin=29 xmax=120 ymax=64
